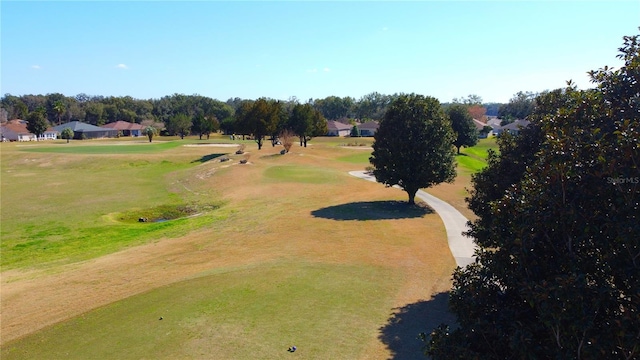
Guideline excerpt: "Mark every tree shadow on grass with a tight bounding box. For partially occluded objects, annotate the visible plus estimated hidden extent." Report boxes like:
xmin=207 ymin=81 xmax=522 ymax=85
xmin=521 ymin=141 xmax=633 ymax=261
xmin=378 ymin=292 xmax=456 ymax=360
xmin=311 ymin=200 xmax=433 ymax=221
xmin=191 ymin=153 xmax=226 ymax=163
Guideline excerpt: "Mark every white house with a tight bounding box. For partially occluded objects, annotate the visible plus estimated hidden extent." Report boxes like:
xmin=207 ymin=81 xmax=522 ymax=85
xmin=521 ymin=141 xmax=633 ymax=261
xmin=1 ymin=120 xmax=57 ymax=141
xmin=326 ymin=120 xmax=352 ymax=137
xmin=356 ymin=121 xmax=379 ymax=136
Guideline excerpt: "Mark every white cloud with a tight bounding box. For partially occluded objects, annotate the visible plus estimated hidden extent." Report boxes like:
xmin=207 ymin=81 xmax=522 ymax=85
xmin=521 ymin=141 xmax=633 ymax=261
xmin=307 ymin=68 xmax=318 ymax=73
xmin=323 ymin=67 xmax=331 ymax=72
xmin=116 ymin=63 xmax=129 ymax=69
xmin=31 ymin=65 xmax=41 ymax=70
xmin=382 ymin=26 xmax=389 ymax=31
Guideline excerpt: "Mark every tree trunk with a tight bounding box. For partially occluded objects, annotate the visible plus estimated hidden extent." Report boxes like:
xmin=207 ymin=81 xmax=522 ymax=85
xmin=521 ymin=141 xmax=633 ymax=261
xmin=457 ymin=146 xmax=461 ymax=154
xmin=406 ymin=189 xmax=417 ymax=205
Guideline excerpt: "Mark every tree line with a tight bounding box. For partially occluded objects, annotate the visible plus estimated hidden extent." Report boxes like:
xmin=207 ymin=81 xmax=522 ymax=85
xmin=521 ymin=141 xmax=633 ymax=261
xmin=1 ymin=90 xmax=539 ymax=130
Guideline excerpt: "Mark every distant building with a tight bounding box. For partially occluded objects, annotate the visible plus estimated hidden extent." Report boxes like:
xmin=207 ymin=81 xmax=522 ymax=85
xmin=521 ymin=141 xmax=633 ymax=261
xmin=102 ymin=121 xmax=145 ymax=137
xmin=1 ymin=119 xmax=58 ymax=141
xmin=486 ymin=117 xmax=503 ymax=136
xmin=472 ymin=118 xmax=493 ymax=138
xmin=326 ymin=120 xmax=352 ymax=137
xmin=356 ymin=121 xmax=379 ymax=137
xmin=501 ymin=119 xmax=531 ymax=136
xmin=53 ymin=121 xmax=118 ymax=140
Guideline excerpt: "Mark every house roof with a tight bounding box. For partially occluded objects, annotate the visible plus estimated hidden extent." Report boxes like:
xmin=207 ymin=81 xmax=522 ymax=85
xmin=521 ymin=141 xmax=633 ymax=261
xmin=356 ymin=121 xmax=379 ymax=130
xmin=1 ymin=119 xmax=57 ymax=134
xmin=501 ymin=119 xmax=531 ymax=131
xmin=326 ymin=120 xmax=352 ymax=131
xmin=486 ymin=118 xmax=502 ymax=126
xmin=472 ymin=118 xmax=487 ymax=131
xmin=1 ymin=121 xmax=31 ymax=135
xmin=53 ymin=121 xmax=114 ymax=133
xmin=102 ymin=121 xmax=144 ymax=131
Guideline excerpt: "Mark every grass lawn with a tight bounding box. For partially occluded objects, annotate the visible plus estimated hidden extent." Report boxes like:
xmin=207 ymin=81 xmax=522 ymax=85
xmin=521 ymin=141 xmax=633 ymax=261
xmin=20 ymin=140 xmax=184 ymax=154
xmin=2 ymin=262 xmax=401 ymax=360
xmin=456 ymin=137 xmax=497 ymax=174
xmin=0 ymin=143 xmax=224 ymax=269
xmin=0 ymin=134 xmax=492 ymax=359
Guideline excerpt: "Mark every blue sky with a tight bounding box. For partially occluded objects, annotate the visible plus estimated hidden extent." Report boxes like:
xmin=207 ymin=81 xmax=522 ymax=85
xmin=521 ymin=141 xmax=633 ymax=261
xmin=1 ymin=1 xmax=638 ymax=103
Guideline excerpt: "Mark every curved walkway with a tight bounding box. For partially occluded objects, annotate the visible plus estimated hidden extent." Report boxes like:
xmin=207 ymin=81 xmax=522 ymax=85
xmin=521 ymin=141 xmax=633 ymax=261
xmin=349 ymin=171 xmax=476 ymax=267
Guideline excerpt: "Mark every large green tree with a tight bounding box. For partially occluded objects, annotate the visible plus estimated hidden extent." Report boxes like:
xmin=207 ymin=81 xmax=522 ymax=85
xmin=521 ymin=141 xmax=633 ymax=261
xmin=26 ymin=110 xmax=49 ymax=141
xmin=166 ymin=113 xmax=192 ymax=139
xmin=427 ymin=33 xmax=640 ymax=360
xmin=14 ymin=100 xmax=29 ymax=120
xmin=288 ymin=103 xmax=327 ymax=147
xmin=313 ymin=95 xmax=355 ymax=120
xmin=84 ymin=102 xmax=104 ymax=125
xmin=370 ymin=93 xmax=456 ymax=205
xmin=498 ymin=91 xmax=536 ymax=121
xmin=45 ymin=93 xmax=66 ymax=124
xmin=232 ymin=100 xmax=254 ymax=140
xmin=192 ymin=114 xmax=218 ymax=140
xmin=238 ymin=98 xmax=282 ymax=150
xmin=447 ymin=104 xmax=478 ymax=154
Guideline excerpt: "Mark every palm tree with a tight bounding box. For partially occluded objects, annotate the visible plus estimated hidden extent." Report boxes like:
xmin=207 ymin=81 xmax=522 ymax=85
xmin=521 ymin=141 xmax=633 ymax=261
xmin=53 ymin=100 xmax=66 ymax=125
xmin=144 ymin=126 xmax=156 ymax=143
xmin=61 ymin=127 xmax=74 ymax=143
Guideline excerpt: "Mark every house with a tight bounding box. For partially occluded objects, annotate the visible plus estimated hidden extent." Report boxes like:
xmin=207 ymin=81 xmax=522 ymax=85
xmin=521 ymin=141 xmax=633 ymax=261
xmin=501 ymin=119 xmax=531 ymax=136
xmin=0 ymin=119 xmax=58 ymax=141
xmin=356 ymin=121 xmax=379 ymax=137
xmin=472 ymin=118 xmax=493 ymax=138
xmin=53 ymin=121 xmax=118 ymax=140
xmin=486 ymin=117 xmax=503 ymax=136
xmin=39 ymin=128 xmax=59 ymax=140
xmin=102 ymin=121 xmax=145 ymax=137
xmin=326 ymin=120 xmax=352 ymax=137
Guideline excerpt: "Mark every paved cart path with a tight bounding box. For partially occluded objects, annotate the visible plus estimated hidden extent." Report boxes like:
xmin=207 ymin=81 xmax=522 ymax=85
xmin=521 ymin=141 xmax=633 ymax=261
xmin=349 ymin=171 xmax=476 ymax=267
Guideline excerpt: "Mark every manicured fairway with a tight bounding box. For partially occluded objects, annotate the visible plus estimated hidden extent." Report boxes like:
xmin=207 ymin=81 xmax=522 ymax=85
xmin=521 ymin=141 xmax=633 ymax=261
xmin=1 ymin=262 xmax=401 ymax=360
xmin=0 ymin=135 xmax=491 ymax=359
xmin=455 ymin=137 xmax=497 ymax=174
xmin=20 ymin=140 xmax=183 ymax=154
xmin=263 ymin=165 xmax=341 ymax=184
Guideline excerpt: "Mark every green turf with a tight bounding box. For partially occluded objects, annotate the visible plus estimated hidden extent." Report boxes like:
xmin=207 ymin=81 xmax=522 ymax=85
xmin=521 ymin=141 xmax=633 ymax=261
xmin=21 ymin=141 xmax=183 ymax=154
xmin=462 ymin=137 xmax=498 ymax=159
xmin=263 ymin=165 xmax=340 ymax=184
xmin=0 ymin=147 xmax=226 ymax=269
xmin=456 ymin=154 xmax=488 ymax=173
xmin=337 ymin=150 xmax=372 ymax=164
xmin=456 ymin=137 xmax=498 ymax=173
xmin=1 ymin=262 xmax=401 ymax=360
xmin=0 ymin=211 xmax=230 ymax=269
